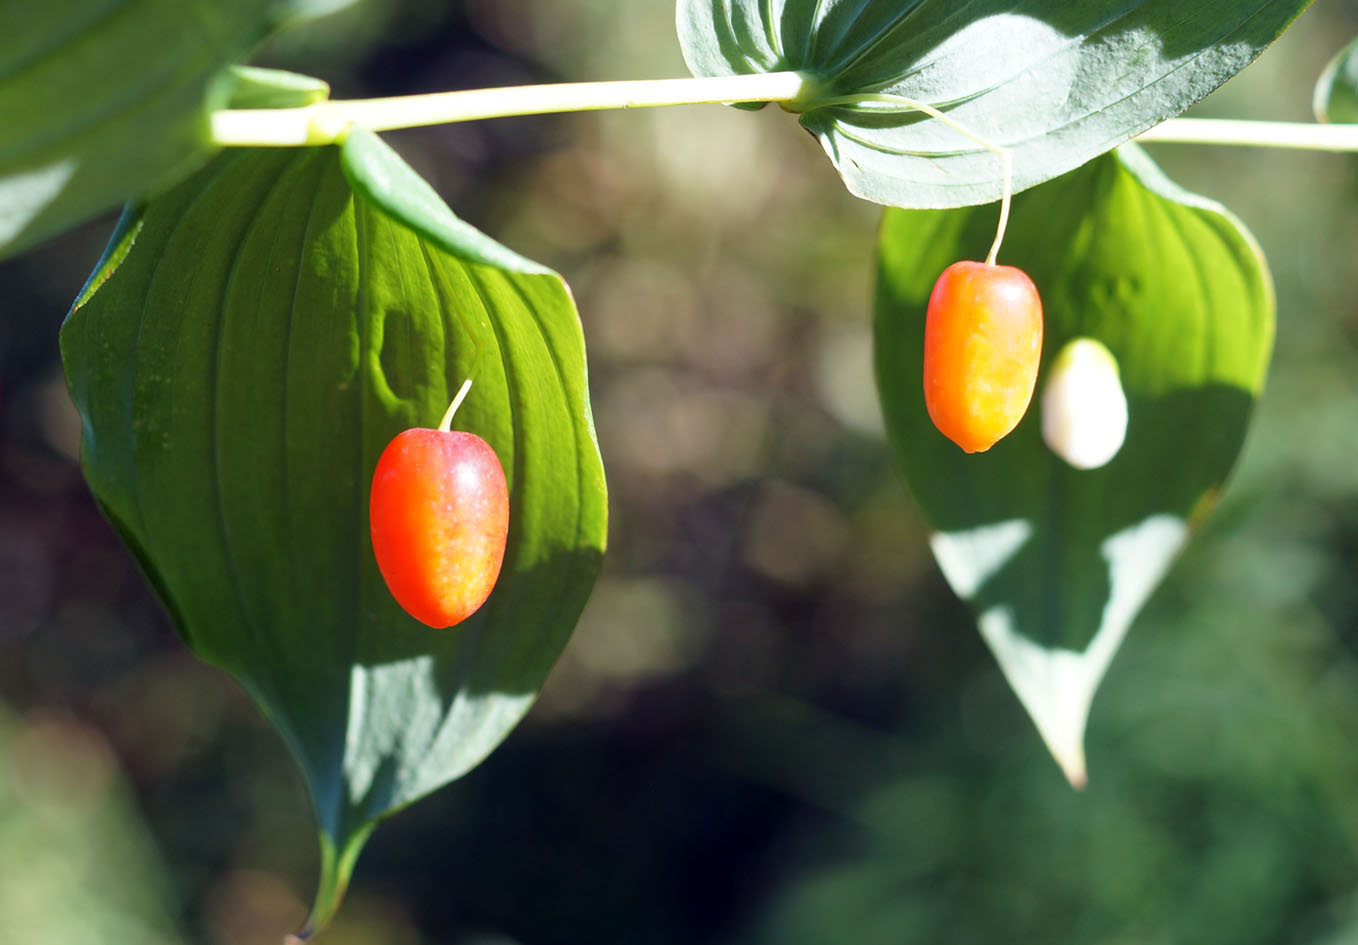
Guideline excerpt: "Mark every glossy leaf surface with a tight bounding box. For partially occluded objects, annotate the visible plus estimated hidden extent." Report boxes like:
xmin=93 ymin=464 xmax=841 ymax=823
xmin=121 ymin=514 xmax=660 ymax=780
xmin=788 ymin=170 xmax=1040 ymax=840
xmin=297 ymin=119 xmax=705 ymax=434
xmin=1314 ymin=35 xmax=1358 ymax=123
xmin=875 ymin=146 xmax=1273 ymax=784
xmin=61 ymin=133 xmax=607 ymax=928
xmin=0 ymin=0 xmax=336 ymax=257
xmin=678 ymin=0 xmax=1313 ymax=208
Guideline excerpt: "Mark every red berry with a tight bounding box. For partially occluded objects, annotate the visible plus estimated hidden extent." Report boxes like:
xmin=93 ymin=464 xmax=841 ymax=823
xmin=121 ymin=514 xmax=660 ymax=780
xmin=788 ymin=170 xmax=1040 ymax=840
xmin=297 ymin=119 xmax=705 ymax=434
xmin=369 ymin=428 xmax=509 ymax=628
xmin=923 ymin=260 xmax=1043 ymax=453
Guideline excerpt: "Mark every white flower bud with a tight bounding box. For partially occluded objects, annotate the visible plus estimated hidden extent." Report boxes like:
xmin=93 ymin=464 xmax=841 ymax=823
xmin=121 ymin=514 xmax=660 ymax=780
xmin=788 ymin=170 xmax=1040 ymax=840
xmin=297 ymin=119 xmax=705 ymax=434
xmin=1041 ymin=338 xmax=1128 ymax=470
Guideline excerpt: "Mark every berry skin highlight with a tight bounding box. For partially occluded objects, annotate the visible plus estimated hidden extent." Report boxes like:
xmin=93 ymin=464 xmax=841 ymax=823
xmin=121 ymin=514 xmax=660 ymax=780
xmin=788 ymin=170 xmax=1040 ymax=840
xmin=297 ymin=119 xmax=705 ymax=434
xmin=369 ymin=425 xmax=509 ymax=629
xmin=923 ymin=261 xmax=1043 ymax=453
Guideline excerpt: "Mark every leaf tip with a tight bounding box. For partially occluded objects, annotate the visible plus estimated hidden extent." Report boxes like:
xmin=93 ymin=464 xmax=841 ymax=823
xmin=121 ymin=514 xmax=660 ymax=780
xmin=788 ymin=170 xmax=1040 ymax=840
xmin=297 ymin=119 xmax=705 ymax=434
xmin=1055 ymin=742 xmax=1088 ymax=792
xmin=1023 ymin=679 xmax=1089 ymax=791
xmin=975 ymin=607 xmax=1103 ymax=791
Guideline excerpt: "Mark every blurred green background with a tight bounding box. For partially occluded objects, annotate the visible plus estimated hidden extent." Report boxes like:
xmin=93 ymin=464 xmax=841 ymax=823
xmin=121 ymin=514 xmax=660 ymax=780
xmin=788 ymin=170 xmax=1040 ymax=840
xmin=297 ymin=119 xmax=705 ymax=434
xmin=2 ymin=1 xmax=1358 ymax=943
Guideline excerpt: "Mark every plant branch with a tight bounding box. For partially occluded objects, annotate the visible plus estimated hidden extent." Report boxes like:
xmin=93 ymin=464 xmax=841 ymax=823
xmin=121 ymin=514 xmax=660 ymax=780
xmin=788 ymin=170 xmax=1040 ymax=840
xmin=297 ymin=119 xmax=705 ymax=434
xmin=210 ymin=72 xmax=815 ymax=147
xmin=1137 ymin=117 xmax=1358 ymax=151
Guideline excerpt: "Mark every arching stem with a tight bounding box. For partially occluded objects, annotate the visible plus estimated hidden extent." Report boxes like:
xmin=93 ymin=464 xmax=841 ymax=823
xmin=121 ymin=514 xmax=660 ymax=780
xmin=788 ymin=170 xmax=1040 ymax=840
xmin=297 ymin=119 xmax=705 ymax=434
xmin=1136 ymin=117 xmax=1358 ymax=150
xmin=211 ymin=72 xmax=815 ymax=146
xmin=439 ymin=378 xmax=474 ymax=433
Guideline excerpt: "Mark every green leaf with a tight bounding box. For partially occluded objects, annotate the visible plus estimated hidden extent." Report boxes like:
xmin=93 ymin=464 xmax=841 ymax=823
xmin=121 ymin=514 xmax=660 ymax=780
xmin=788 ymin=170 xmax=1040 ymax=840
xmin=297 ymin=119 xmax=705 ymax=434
xmin=0 ymin=0 xmax=339 ymax=258
xmin=678 ymin=0 xmax=1313 ymax=208
xmin=221 ymin=65 xmax=330 ymax=110
xmin=1314 ymin=36 xmax=1358 ymax=123
xmin=340 ymin=128 xmax=548 ymax=274
xmin=874 ymin=145 xmax=1273 ymax=784
xmin=61 ymin=141 xmax=608 ymax=932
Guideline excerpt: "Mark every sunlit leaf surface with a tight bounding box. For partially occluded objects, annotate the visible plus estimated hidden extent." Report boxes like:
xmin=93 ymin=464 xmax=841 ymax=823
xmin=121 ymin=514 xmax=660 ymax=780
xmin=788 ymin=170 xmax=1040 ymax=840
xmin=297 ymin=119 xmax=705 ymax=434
xmin=61 ymin=132 xmax=607 ymax=929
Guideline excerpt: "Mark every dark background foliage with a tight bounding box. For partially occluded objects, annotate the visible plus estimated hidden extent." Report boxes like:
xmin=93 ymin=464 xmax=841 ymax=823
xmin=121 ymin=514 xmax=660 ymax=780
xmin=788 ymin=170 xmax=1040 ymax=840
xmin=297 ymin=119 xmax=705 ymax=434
xmin=1 ymin=1 xmax=1357 ymax=943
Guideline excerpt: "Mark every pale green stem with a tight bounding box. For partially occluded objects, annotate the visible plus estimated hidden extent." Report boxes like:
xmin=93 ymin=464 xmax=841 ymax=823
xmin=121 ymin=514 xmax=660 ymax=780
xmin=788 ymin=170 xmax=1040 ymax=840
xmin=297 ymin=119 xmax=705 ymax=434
xmin=209 ymin=71 xmax=1358 ymax=272
xmin=438 ymin=378 xmax=474 ymax=433
xmin=1136 ymin=117 xmax=1358 ymax=151
xmin=285 ymin=826 xmax=373 ymax=944
xmin=210 ymin=71 xmax=815 ymax=147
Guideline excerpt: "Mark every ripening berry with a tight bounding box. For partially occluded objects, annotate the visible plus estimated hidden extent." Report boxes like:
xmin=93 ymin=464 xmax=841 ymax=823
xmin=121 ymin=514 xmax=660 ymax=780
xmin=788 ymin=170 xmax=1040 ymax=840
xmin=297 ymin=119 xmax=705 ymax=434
xmin=369 ymin=427 xmax=509 ymax=628
xmin=1041 ymin=337 xmax=1128 ymax=470
xmin=923 ymin=260 xmax=1043 ymax=453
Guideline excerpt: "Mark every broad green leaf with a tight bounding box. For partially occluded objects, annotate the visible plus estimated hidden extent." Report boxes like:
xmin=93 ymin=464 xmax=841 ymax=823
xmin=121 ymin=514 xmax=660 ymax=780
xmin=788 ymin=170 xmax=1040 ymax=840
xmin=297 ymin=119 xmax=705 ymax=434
xmin=874 ymin=145 xmax=1273 ymax=784
xmin=61 ymin=137 xmax=607 ymax=932
xmin=0 ymin=0 xmax=341 ymax=258
xmin=678 ymin=0 xmax=1313 ymax=208
xmin=1314 ymin=36 xmax=1358 ymax=123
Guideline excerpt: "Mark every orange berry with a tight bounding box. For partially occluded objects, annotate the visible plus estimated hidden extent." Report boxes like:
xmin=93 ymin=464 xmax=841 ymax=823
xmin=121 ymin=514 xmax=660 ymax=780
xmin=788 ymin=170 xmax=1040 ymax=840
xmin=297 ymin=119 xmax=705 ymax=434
xmin=923 ymin=260 xmax=1043 ymax=453
xmin=369 ymin=428 xmax=509 ymax=628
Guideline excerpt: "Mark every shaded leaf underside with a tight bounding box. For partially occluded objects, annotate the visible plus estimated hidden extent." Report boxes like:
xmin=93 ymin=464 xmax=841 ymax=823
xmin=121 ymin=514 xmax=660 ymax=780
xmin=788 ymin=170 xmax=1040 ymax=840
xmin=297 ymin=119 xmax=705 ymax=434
xmin=679 ymin=0 xmax=1314 ymax=207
